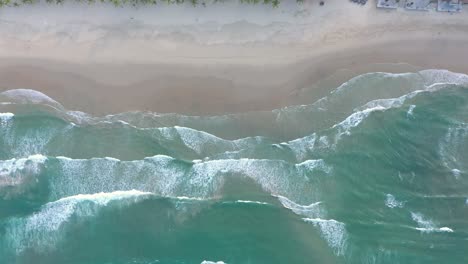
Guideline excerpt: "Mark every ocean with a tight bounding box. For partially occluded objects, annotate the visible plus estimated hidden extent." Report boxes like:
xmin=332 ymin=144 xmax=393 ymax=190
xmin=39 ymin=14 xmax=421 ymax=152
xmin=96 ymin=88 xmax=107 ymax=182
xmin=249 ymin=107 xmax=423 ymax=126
xmin=0 ymin=69 xmax=467 ymax=264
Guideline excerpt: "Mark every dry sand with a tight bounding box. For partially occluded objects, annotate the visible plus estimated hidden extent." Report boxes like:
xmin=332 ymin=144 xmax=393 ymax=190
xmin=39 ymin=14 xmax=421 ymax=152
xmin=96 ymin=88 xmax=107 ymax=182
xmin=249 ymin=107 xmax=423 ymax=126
xmin=0 ymin=1 xmax=468 ymax=115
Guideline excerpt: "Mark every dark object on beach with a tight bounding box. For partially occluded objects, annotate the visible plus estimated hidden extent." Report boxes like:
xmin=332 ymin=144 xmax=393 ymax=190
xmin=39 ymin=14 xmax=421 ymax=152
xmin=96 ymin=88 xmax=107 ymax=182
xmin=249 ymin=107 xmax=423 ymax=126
xmin=350 ymin=0 xmax=368 ymax=5
xmin=320 ymin=1 xmax=324 ymax=5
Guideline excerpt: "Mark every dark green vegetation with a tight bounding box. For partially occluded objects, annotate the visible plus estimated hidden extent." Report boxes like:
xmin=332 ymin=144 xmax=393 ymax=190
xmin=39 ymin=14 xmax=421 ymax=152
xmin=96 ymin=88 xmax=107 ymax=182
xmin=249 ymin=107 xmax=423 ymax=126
xmin=0 ymin=0 xmax=305 ymax=8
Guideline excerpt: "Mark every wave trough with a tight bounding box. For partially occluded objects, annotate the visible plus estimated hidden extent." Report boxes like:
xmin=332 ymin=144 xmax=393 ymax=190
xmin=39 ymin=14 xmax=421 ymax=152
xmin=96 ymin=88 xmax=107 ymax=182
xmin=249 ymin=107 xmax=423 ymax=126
xmin=1 ymin=69 xmax=468 ymax=264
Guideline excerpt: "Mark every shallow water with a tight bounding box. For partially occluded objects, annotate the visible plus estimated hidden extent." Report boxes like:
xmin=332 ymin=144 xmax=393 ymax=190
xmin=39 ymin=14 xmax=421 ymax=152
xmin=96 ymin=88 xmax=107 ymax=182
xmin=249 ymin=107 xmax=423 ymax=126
xmin=1 ymin=69 xmax=468 ymax=264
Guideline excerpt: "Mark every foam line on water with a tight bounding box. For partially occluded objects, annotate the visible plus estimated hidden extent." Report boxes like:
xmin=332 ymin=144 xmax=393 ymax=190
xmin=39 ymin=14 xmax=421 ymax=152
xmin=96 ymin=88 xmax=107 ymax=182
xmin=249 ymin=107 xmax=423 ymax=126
xmin=3 ymin=190 xmax=153 ymax=254
xmin=2 ymin=69 xmax=467 ymax=261
xmin=171 ymin=196 xmax=212 ymax=201
xmin=335 ymin=103 xmax=399 ymax=137
xmin=4 ymin=155 xmax=328 ymax=209
xmin=2 ymin=69 xmax=467 ymax=134
xmin=2 ymin=190 xmax=213 ymax=254
xmin=0 ymin=112 xmax=14 ymax=118
xmin=222 ymin=200 xmax=270 ymax=205
xmin=257 ymin=82 xmax=466 ymax=162
xmin=274 ymin=195 xmax=348 ymax=256
xmin=2 ymin=189 xmax=214 ymax=256
xmin=53 ymin=189 xmax=153 ymax=205
xmin=1 ymin=111 xmax=274 ymax=160
xmin=1 ymin=70 xmax=466 ymax=163
xmin=414 ymin=227 xmax=454 ymax=233
xmin=419 ymin=69 xmax=468 ymax=87
xmin=302 ymin=218 xmax=347 ymax=256
xmin=283 ymin=90 xmax=427 ymax=159
xmin=274 ymin=194 xmax=322 ymax=217
xmin=411 ymin=212 xmax=454 ymax=233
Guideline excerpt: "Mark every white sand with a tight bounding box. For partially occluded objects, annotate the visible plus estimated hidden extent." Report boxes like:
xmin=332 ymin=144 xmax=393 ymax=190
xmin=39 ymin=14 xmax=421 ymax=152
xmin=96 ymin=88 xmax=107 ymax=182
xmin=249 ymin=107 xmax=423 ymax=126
xmin=0 ymin=1 xmax=467 ymax=114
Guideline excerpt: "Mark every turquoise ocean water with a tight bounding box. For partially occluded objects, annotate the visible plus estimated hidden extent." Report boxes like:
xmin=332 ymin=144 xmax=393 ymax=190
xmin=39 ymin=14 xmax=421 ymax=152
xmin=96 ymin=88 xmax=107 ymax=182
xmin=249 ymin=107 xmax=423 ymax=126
xmin=0 ymin=69 xmax=467 ymax=264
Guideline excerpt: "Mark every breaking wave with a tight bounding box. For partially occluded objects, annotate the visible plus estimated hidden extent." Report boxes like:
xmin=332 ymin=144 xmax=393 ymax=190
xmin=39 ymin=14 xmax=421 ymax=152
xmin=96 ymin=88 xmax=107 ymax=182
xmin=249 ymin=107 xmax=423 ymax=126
xmin=1 ymin=69 xmax=468 ymax=264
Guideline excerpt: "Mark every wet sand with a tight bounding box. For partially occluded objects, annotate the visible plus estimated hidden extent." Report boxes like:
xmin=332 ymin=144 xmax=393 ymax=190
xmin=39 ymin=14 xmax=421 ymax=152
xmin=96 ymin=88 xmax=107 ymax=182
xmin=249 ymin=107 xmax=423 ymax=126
xmin=0 ymin=1 xmax=468 ymax=115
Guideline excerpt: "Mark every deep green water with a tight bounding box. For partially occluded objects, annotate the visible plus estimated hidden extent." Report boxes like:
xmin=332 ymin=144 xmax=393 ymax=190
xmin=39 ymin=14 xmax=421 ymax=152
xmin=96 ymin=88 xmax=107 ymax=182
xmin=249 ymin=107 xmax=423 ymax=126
xmin=1 ymin=70 xmax=467 ymax=264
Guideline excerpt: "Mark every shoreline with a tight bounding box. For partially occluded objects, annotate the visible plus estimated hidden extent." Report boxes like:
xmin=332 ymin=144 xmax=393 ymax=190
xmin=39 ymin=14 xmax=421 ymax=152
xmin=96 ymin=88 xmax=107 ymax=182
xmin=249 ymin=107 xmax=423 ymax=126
xmin=1 ymin=36 xmax=467 ymax=115
xmin=1 ymin=1 xmax=468 ymax=115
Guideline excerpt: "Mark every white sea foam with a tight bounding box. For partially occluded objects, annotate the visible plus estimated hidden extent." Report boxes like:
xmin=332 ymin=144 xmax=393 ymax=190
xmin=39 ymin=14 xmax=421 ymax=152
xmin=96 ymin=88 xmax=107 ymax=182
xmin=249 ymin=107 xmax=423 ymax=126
xmin=0 ymin=155 xmax=47 ymax=187
xmin=357 ymin=97 xmax=407 ymax=112
xmin=2 ymin=154 xmax=335 ymax=254
xmin=411 ymin=212 xmax=434 ymax=229
xmin=451 ymin=169 xmax=462 ymax=179
xmin=330 ymin=71 xmax=389 ymax=94
xmin=420 ymin=194 xmax=468 ymax=199
xmin=296 ymin=159 xmax=332 ymax=174
xmin=318 ymin=136 xmax=329 ymax=147
xmin=329 ymin=88 xmax=431 ymax=145
xmin=333 ymin=105 xmax=386 ymax=139
xmin=1 ymin=89 xmax=64 ymax=110
xmin=407 ymin=105 xmax=416 ymax=116
xmin=159 ymin=126 xmax=236 ymax=156
xmin=415 ymin=227 xmax=454 ymax=233
xmin=104 ymin=157 xmax=121 ymax=162
xmin=21 ymin=154 xmax=330 ymax=221
xmin=7 ymin=154 xmax=325 ymax=225
xmin=1 ymin=113 xmax=68 ymax=157
xmin=33 ymin=190 xmax=151 ymax=231
xmin=171 ymin=196 xmax=209 ymax=201
xmin=201 ymin=261 xmax=226 ymax=264
xmin=56 ymin=156 xmax=73 ymax=161
xmin=232 ymin=200 xmax=269 ymax=205
xmin=439 ymin=227 xmax=454 ymax=232
xmin=2 ymin=153 xmax=329 ymax=223
xmin=1 ymin=95 xmax=251 ymax=159
xmin=0 ymin=112 xmax=14 ymax=127
xmin=275 ymin=195 xmax=347 ymax=255
xmin=26 ymin=154 xmax=47 ymax=162
xmin=1 ymin=70 xmax=465 ymax=129
xmin=419 ymin=69 xmax=468 ymax=87
xmin=288 ymin=133 xmax=317 ymax=161
xmin=66 ymin=110 xmax=93 ymax=124
xmin=438 ymin=124 xmax=467 ymax=178
xmin=175 ymin=126 xmax=225 ymax=154
xmin=5 ymin=190 xmax=151 ymax=253
xmin=192 ymin=157 xmax=330 ymax=202
xmin=146 ymin=125 xmax=268 ymax=160
xmin=50 ymin=155 xmax=182 ymax=200
xmin=274 ymin=195 xmax=322 ymax=217
xmin=385 ymin=194 xmax=404 ymax=209
xmin=0 ymin=112 xmax=14 ymax=118
xmin=303 ymin=217 xmax=341 ymax=224
xmin=302 ymin=218 xmax=347 ymax=256
xmin=1 ymin=70 xmax=467 ymax=260
xmin=54 ymin=189 xmax=152 ymax=206
xmin=411 ymin=212 xmax=453 ymax=233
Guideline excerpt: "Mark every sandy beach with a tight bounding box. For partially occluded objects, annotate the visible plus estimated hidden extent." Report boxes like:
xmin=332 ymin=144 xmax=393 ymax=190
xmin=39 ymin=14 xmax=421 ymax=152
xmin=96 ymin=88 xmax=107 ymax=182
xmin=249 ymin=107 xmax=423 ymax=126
xmin=1 ymin=1 xmax=468 ymax=114
xmin=2 ymin=3 xmax=468 ymax=263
